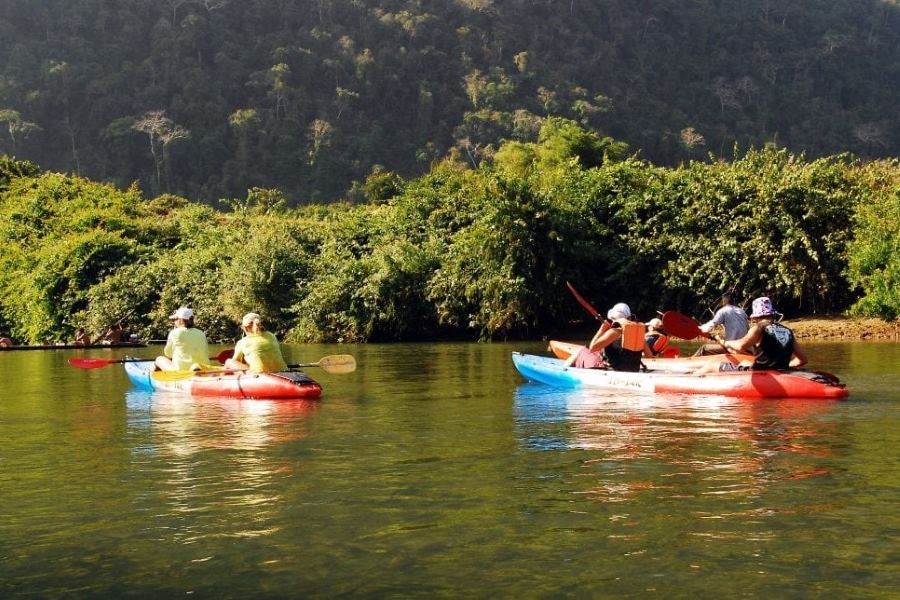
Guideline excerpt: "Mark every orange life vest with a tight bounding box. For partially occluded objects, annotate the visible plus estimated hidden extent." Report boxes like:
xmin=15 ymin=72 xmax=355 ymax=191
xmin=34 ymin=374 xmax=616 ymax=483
xmin=619 ymin=320 xmax=646 ymax=352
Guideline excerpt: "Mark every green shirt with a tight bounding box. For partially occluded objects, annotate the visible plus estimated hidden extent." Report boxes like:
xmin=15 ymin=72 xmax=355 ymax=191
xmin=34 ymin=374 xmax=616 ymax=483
xmin=233 ymin=331 xmax=288 ymax=373
xmin=164 ymin=326 xmax=209 ymax=370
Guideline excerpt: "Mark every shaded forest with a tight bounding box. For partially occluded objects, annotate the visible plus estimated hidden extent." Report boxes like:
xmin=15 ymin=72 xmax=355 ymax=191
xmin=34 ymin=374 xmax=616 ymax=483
xmin=1 ymin=0 xmax=898 ymax=203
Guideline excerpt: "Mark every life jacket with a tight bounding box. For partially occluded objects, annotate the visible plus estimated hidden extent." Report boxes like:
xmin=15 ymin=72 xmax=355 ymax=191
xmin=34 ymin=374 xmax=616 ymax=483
xmin=603 ymin=320 xmax=645 ymax=372
xmin=645 ymin=332 xmax=670 ymax=356
xmin=753 ymin=322 xmax=795 ymax=370
xmin=619 ymin=320 xmax=646 ymax=352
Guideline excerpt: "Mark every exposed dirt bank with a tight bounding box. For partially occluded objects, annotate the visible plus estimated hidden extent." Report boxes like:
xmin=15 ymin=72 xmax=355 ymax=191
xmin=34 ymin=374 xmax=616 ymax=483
xmin=783 ymin=316 xmax=900 ymax=341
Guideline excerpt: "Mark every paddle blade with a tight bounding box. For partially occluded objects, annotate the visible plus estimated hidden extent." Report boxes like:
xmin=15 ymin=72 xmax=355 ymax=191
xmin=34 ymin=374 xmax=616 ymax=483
xmin=68 ymin=357 xmax=119 ymax=369
xmin=661 ymin=311 xmax=704 ymax=341
xmin=212 ymin=348 xmax=234 ymax=363
xmin=293 ymin=354 xmax=357 ymax=374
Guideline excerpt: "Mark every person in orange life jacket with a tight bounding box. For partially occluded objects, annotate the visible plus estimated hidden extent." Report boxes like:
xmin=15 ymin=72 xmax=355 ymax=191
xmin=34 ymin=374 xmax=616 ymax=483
xmin=702 ymin=297 xmax=807 ymax=372
xmin=643 ymin=317 xmax=670 ymax=357
xmin=564 ymin=302 xmax=647 ymax=372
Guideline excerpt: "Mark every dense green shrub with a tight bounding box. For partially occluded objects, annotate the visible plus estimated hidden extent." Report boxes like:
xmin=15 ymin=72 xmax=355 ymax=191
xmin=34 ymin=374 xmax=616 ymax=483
xmin=846 ymin=161 xmax=900 ymax=320
xmin=0 ymin=132 xmax=895 ymax=343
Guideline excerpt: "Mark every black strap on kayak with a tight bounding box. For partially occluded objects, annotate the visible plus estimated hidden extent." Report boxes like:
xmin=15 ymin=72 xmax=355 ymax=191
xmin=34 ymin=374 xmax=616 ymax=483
xmin=272 ymin=371 xmax=315 ymax=385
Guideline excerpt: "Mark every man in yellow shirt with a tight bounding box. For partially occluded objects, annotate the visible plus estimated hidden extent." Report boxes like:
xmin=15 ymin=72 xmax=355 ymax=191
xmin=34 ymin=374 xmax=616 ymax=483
xmin=155 ymin=307 xmax=209 ymax=371
xmin=224 ymin=312 xmax=288 ymax=373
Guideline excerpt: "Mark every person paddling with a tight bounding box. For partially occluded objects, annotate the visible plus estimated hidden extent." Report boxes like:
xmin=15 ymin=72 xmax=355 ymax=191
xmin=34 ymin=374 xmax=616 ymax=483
xmin=155 ymin=307 xmax=210 ymax=371
xmin=73 ymin=327 xmax=91 ymax=345
xmin=701 ymin=297 xmax=807 ymax=372
xmin=564 ymin=302 xmax=647 ymax=372
xmin=224 ymin=313 xmax=288 ymax=373
xmin=693 ymin=293 xmax=750 ymax=355
xmin=643 ymin=318 xmax=670 ymax=357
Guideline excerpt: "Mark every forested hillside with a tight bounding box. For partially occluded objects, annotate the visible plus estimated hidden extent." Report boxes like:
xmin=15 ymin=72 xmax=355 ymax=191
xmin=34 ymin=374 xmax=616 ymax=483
xmin=0 ymin=0 xmax=898 ymax=203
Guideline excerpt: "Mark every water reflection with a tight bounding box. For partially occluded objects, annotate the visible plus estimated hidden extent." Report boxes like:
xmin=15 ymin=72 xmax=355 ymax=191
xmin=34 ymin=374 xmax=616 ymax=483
xmin=514 ymin=383 xmax=843 ymax=503
xmin=124 ymin=390 xmax=320 ymax=541
xmin=126 ymin=390 xmax=319 ymax=451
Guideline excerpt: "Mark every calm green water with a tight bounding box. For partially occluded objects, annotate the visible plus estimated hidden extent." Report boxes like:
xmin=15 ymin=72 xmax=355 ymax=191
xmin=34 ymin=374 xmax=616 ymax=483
xmin=1 ymin=342 xmax=899 ymax=598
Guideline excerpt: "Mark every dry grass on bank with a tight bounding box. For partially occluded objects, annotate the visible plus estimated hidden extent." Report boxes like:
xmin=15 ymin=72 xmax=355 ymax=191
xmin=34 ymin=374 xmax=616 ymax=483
xmin=783 ymin=316 xmax=900 ymax=341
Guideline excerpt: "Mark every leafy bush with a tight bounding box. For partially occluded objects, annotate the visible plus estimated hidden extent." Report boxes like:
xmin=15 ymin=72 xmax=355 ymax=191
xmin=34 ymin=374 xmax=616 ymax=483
xmin=846 ymin=161 xmax=900 ymax=319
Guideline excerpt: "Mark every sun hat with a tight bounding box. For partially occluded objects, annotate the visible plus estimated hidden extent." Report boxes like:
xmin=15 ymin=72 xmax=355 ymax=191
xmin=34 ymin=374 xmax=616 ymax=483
xmin=169 ymin=307 xmax=194 ymax=320
xmin=241 ymin=312 xmax=262 ymax=327
xmin=749 ymin=297 xmax=777 ymax=319
xmin=607 ymin=302 xmax=632 ymax=320
xmin=646 ymin=317 xmax=663 ymax=330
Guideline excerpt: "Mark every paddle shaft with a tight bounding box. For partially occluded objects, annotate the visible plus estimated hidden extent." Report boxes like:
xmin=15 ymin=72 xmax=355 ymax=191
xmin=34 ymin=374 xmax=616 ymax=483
xmin=565 ymin=281 xmax=610 ymax=322
xmin=68 ymin=348 xmax=234 ymax=369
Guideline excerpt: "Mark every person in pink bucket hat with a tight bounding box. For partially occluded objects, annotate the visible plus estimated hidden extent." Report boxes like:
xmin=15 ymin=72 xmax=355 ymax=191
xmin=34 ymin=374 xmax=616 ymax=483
xmin=708 ymin=296 xmax=808 ymax=372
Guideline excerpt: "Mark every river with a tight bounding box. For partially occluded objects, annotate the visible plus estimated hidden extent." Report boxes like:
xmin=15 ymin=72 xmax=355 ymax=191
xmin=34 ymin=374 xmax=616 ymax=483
xmin=1 ymin=341 xmax=898 ymax=597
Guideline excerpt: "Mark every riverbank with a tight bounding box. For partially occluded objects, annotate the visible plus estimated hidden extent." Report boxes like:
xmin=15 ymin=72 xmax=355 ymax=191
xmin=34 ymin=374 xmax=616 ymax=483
xmin=784 ymin=315 xmax=900 ymax=340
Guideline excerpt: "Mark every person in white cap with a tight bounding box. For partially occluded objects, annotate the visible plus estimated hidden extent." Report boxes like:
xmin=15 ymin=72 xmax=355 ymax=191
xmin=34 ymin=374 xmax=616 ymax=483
xmin=643 ymin=317 xmax=671 ymax=357
xmin=224 ymin=312 xmax=288 ymax=373
xmin=564 ymin=302 xmax=647 ymax=371
xmin=155 ymin=307 xmax=209 ymax=371
xmin=700 ymin=296 xmax=807 ymax=372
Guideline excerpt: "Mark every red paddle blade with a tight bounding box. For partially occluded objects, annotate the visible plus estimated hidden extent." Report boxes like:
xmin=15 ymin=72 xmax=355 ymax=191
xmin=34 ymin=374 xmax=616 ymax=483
xmin=661 ymin=311 xmax=703 ymax=340
xmin=213 ymin=348 xmax=234 ymax=363
xmin=67 ymin=357 xmax=118 ymax=369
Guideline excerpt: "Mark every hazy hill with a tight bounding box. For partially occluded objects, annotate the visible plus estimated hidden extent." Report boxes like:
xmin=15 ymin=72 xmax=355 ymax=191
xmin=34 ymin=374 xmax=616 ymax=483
xmin=0 ymin=0 xmax=898 ymax=203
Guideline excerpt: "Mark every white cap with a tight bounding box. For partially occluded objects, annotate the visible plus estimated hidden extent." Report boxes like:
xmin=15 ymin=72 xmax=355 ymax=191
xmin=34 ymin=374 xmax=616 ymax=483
xmin=241 ymin=312 xmax=262 ymax=327
xmin=607 ymin=302 xmax=632 ymax=320
xmin=169 ymin=307 xmax=194 ymax=320
xmin=646 ymin=317 xmax=663 ymax=330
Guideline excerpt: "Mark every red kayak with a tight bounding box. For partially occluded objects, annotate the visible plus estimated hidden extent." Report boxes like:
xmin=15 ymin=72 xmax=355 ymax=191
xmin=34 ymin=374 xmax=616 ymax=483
xmin=124 ymin=360 xmax=322 ymax=400
xmin=514 ymin=352 xmax=849 ymax=399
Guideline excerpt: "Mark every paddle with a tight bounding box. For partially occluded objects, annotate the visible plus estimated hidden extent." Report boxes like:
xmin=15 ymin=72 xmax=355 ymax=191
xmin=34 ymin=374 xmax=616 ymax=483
xmin=150 ymin=354 xmax=358 ymax=381
xmin=565 ymin=281 xmax=607 ymax=322
xmin=68 ymin=348 xmax=235 ymax=369
xmin=661 ymin=311 xmax=728 ymax=347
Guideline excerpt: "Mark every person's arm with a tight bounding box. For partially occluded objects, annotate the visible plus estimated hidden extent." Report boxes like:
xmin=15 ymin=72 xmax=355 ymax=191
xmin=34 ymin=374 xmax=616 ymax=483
xmin=789 ymin=342 xmax=808 ymax=368
xmin=164 ymin=330 xmax=176 ymax=358
xmin=699 ymin=308 xmax=725 ymax=333
xmin=588 ymin=327 xmax=621 ymax=353
xmin=231 ymin=338 xmax=245 ymax=364
xmin=586 ymin=321 xmax=610 ymax=349
xmin=724 ymin=325 xmax=762 ymax=354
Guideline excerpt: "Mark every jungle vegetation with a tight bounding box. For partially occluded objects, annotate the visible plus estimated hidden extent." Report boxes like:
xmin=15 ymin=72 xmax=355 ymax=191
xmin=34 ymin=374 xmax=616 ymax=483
xmin=1 ymin=119 xmax=897 ymax=344
xmin=0 ymin=0 xmax=898 ymax=203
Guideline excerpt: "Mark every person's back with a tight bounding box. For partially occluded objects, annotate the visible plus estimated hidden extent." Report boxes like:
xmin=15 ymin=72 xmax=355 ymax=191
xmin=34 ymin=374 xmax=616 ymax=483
xmin=753 ymin=321 xmax=796 ymax=370
xmin=695 ymin=294 xmax=749 ymax=356
xmin=713 ymin=304 xmax=750 ymax=341
xmin=643 ymin=318 xmax=669 ymax=357
xmin=234 ymin=330 xmax=287 ymax=373
xmin=602 ymin=319 xmax=645 ymax=372
xmin=167 ymin=326 xmax=209 ymax=370
xmin=157 ymin=307 xmax=209 ymax=371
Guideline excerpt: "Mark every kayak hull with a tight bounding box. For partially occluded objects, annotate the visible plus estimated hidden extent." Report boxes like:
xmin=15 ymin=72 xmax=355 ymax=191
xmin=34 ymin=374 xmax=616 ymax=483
xmin=513 ymin=352 xmax=848 ymax=400
xmin=124 ymin=360 xmax=322 ymax=400
xmin=548 ymin=340 xmax=756 ymax=372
